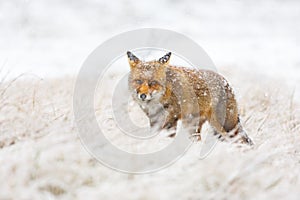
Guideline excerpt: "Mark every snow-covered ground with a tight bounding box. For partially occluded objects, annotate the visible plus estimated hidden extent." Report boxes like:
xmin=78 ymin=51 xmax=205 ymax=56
xmin=1 ymin=0 xmax=300 ymax=199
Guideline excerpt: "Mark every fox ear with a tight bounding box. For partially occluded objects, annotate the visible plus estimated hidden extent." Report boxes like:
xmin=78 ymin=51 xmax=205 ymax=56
xmin=158 ymin=52 xmax=171 ymax=65
xmin=127 ymin=51 xmax=140 ymax=68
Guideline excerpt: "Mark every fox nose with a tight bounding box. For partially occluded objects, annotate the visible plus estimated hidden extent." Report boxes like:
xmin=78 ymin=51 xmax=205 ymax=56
xmin=140 ymin=93 xmax=146 ymax=101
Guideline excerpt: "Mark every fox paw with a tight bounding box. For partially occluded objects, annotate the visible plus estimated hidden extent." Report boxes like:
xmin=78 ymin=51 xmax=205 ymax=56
xmin=168 ymin=132 xmax=176 ymax=138
xmin=190 ymin=133 xmax=201 ymax=142
xmin=241 ymin=136 xmax=254 ymax=146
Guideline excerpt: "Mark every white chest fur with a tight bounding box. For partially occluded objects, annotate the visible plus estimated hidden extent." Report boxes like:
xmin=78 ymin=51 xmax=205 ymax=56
xmin=140 ymin=101 xmax=168 ymax=130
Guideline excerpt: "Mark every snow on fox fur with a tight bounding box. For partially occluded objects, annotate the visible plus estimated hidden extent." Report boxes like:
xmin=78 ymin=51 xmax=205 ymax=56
xmin=127 ymin=51 xmax=253 ymax=144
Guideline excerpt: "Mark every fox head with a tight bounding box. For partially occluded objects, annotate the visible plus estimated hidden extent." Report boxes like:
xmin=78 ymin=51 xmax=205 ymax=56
xmin=127 ymin=51 xmax=171 ymax=103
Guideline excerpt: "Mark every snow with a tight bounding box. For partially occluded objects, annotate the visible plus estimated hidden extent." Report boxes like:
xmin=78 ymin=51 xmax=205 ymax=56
xmin=1 ymin=0 xmax=300 ymax=199
xmin=1 ymin=0 xmax=300 ymax=83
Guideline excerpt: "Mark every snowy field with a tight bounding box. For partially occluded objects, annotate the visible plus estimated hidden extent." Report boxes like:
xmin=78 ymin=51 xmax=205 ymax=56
xmin=1 ymin=0 xmax=300 ymax=199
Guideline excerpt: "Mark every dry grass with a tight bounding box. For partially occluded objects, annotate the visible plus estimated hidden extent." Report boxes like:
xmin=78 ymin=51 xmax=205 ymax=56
xmin=0 ymin=69 xmax=299 ymax=200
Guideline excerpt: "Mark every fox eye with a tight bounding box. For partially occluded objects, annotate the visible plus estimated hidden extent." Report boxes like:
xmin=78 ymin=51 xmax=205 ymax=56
xmin=149 ymin=80 xmax=159 ymax=87
xmin=135 ymin=79 xmax=143 ymax=84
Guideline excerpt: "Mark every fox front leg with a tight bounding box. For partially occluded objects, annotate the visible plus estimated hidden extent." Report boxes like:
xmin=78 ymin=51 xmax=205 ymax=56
xmin=161 ymin=115 xmax=178 ymax=138
xmin=147 ymin=104 xmax=167 ymax=134
xmin=162 ymin=113 xmax=178 ymax=129
xmin=161 ymin=102 xmax=179 ymax=129
xmin=161 ymin=104 xmax=180 ymax=137
xmin=181 ymin=113 xmax=202 ymax=142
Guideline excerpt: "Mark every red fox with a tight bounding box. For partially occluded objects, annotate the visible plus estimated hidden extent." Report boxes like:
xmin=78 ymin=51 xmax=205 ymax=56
xmin=127 ymin=51 xmax=253 ymax=145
